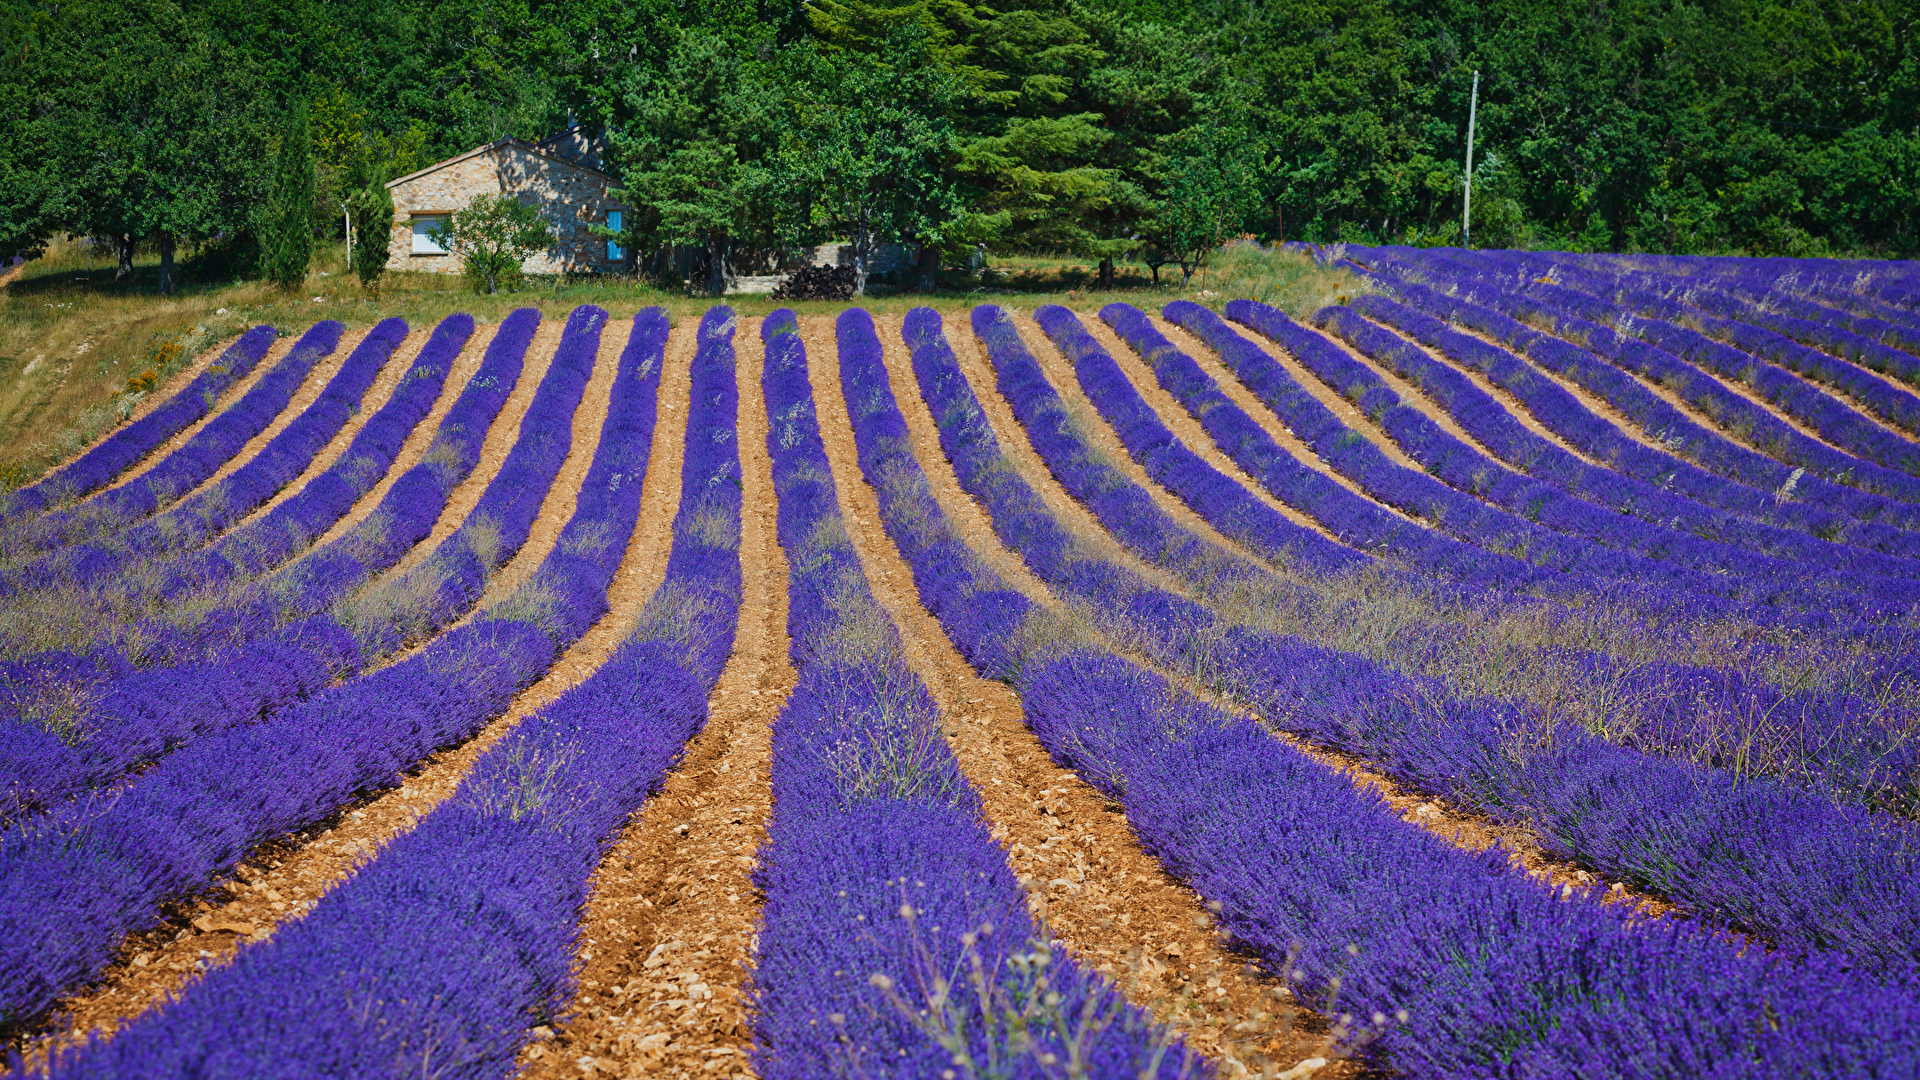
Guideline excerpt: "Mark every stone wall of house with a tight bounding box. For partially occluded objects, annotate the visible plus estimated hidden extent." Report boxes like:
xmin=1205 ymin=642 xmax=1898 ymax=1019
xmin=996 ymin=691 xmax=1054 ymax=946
xmin=385 ymin=142 xmax=626 ymax=276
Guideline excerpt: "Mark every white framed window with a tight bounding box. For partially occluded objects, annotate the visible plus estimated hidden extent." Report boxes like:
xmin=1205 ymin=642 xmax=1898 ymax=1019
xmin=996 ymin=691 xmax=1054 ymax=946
xmin=411 ymin=215 xmax=450 ymax=255
xmin=606 ymin=210 xmax=625 ymax=262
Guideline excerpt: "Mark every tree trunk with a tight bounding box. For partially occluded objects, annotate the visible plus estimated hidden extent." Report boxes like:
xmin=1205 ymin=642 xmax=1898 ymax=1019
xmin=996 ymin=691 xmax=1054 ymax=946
xmin=156 ymin=233 xmax=176 ymax=296
xmin=707 ymin=233 xmax=728 ymax=297
xmin=914 ymin=241 xmax=941 ymax=293
xmin=852 ymin=225 xmax=870 ymax=299
xmin=1097 ymin=257 xmax=1114 ymax=290
xmin=115 ymin=233 xmax=134 ymax=283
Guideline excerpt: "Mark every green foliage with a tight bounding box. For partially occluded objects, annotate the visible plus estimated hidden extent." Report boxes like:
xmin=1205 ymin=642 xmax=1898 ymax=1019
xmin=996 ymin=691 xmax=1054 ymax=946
xmin=262 ymin=98 xmax=316 ymax=292
xmin=429 ymin=193 xmax=554 ymax=295
xmin=0 ymin=0 xmax=274 ymax=277
xmin=349 ymin=175 xmax=395 ymax=294
xmin=603 ymin=25 xmax=780 ymax=295
xmin=1148 ymin=113 xmax=1260 ymax=282
xmin=1 ymin=0 xmax=1914 ymax=291
xmin=778 ymin=26 xmax=967 ymax=296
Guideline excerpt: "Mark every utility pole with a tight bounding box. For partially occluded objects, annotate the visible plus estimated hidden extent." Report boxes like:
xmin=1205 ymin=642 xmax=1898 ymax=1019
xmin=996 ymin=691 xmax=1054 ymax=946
xmin=344 ymin=205 xmax=353 ymax=264
xmin=1463 ymin=69 xmax=1480 ymax=249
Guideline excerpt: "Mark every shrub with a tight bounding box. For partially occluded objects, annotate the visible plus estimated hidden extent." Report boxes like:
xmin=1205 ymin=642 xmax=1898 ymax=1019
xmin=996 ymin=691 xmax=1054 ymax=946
xmin=428 ymin=193 xmax=555 ymax=295
xmin=349 ymin=176 xmax=395 ymax=295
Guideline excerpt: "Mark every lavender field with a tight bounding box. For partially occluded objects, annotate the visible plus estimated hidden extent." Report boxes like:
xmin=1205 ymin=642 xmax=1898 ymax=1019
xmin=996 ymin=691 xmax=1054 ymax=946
xmin=1 ymin=250 xmax=1918 ymax=1079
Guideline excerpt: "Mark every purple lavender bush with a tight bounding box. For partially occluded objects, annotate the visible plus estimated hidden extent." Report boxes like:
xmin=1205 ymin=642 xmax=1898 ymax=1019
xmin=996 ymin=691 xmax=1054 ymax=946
xmin=0 ymin=306 xmax=650 ymax=1038
xmin=912 ymin=306 xmax=1920 ymax=973
xmin=880 ymin=306 xmax=1920 ymax=1078
xmin=5 ymin=320 xmax=406 ymax=603
xmin=1 ymin=323 xmax=344 ymax=577
xmin=750 ymin=308 xmax=1187 ymax=1080
xmin=45 ymin=308 xmax=713 ymax=1080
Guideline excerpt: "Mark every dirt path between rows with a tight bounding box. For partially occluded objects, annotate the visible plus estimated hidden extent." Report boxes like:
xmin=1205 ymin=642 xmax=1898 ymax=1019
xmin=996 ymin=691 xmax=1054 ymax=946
xmin=1151 ymin=317 xmax=1430 ymax=528
xmin=195 ymin=324 xmax=380 ymax=495
xmin=1013 ymin=312 xmax=1278 ymax=576
xmin=1533 ymin=322 xmax=1864 ymax=467
xmin=4 ymin=314 xmax=689 ymax=1075
xmin=911 ymin=312 xmax=1678 ymax=928
xmin=941 ymin=313 xmax=1201 ymax=604
xmin=1348 ymin=314 xmax=1606 ymax=468
xmin=1202 ymin=317 xmax=1431 ymax=474
xmin=1667 ymin=335 xmax=1885 ymax=459
xmin=378 ymin=315 xmax=632 ymax=667
xmin=104 ymin=331 xmax=302 ymax=493
xmin=303 ymin=319 xmax=493 ymax=551
xmin=233 ymin=326 xmax=431 ymax=528
xmin=814 ymin=315 xmax=1370 ymax=1079
xmin=1077 ymin=314 xmax=1349 ymax=544
xmin=1785 ymin=340 xmax=1920 ymax=438
xmin=384 ymin=316 xmax=566 ymax=578
xmin=1320 ymin=315 xmax=1596 ymax=470
xmin=520 ymin=315 xmax=790 ymax=1080
xmin=1448 ymin=323 xmax=1694 ymax=462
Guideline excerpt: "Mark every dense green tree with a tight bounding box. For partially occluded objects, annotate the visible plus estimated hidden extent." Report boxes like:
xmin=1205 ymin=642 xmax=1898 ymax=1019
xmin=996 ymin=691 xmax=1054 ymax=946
xmin=349 ymin=171 xmax=395 ymax=294
xmin=779 ymin=27 xmax=967 ymax=295
xmin=1147 ymin=111 xmax=1261 ymax=282
xmin=947 ymin=3 xmax=1122 ymax=264
xmin=262 ymin=99 xmax=317 ymax=291
xmin=0 ymin=0 xmax=273 ymax=291
xmin=4 ymin=0 xmax=1917 ymax=282
xmin=603 ymin=26 xmax=780 ymax=296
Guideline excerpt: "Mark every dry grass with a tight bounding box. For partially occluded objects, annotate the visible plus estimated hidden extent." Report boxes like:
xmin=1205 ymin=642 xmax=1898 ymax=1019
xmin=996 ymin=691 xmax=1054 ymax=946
xmin=0 ymin=239 xmax=1359 ymax=493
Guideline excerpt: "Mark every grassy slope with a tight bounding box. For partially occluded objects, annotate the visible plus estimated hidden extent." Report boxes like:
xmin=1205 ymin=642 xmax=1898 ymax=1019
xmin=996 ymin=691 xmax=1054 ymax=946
xmin=0 ymin=238 xmax=1364 ymax=490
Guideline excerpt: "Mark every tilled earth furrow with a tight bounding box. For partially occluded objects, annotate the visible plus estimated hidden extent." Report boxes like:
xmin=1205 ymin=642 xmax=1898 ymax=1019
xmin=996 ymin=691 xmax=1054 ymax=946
xmin=521 ymin=317 xmax=788 ymax=1080
xmin=813 ymin=315 xmax=1370 ymax=1077
xmin=2 ymin=313 xmax=684 ymax=1073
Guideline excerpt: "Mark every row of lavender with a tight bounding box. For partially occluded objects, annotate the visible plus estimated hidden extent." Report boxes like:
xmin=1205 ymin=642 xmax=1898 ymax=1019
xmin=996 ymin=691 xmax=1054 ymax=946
xmin=1427 ymin=255 xmax=1920 ymax=497
xmin=1170 ymin=301 xmax=1920 ymax=630
xmin=750 ymin=309 xmax=1178 ymax=1078
xmin=1244 ymin=250 xmax=1920 ymax=786
xmin=50 ymin=307 xmax=744 ymax=1078
xmin=1084 ymin=303 xmax=1917 ymax=809
xmin=969 ymin=303 xmax=1920 ymax=971
xmin=1330 ymin=245 xmax=1920 ymax=531
xmin=0 ymin=307 xmax=617 ymax=1032
xmin=17 ymin=320 xmax=404 ymax=599
xmin=0 ymin=312 xmax=531 ymax=828
xmin=1 ymin=323 xmax=345 ymax=580
xmin=869 ymin=306 xmax=1919 ymax=1076
xmin=2 ymin=327 xmax=281 ymax=519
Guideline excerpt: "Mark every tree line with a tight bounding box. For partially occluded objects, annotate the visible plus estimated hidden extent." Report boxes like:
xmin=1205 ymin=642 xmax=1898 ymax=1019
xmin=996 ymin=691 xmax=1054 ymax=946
xmin=1 ymin=0 xmax=1914 ymax=296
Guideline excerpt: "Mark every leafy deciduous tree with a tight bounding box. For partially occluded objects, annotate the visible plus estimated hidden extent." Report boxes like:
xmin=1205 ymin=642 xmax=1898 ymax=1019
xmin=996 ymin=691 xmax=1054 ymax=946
xmin=428 ymin=192 xmax=554 ymax=294
xmin=780 ymin=28 xmax=965 ymax=297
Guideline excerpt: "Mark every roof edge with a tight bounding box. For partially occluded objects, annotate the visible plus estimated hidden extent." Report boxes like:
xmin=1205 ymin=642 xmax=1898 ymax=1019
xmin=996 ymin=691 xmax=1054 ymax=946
xmin=386 ymin=137 xmax=610 ymax=190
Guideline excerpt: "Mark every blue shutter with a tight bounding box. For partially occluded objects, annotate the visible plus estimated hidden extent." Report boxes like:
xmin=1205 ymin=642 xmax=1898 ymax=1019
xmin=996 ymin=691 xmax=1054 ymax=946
xmin=607 ymin=211 xmax=624 ymax=263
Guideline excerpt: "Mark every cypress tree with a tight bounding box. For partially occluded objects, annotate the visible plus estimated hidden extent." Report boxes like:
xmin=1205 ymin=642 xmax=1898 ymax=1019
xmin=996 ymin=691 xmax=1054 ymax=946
xmin=350 ymin=171 xmax=394 ymax=295
xmin=261 ymin=99 xmax=314 ymax=291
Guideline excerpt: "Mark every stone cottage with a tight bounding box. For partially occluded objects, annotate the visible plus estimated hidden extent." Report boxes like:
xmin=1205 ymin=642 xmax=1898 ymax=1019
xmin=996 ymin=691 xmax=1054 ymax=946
xmin=384 ymin=128 xmax=628 ymax=276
